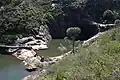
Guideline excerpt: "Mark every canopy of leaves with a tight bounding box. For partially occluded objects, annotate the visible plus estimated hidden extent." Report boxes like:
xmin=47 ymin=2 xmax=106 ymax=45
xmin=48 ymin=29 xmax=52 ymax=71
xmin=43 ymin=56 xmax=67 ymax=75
xmin=66 ymin=27 xmax=81 ymax=40
xmin=0 ymin=0 xmax=53 ymax=36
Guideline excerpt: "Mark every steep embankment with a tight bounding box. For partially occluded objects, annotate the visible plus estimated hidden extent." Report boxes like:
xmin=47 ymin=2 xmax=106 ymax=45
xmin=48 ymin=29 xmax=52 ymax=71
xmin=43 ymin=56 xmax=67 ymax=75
xmin=37 ymin=27 xmax=120 ymax=80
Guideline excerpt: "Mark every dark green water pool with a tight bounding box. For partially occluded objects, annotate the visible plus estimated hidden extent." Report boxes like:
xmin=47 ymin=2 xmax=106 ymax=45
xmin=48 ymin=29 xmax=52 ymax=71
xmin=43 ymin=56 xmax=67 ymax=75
xmin=0 ymin=55 xmax=29 ymax=80
xmin=38 ymin=39 xmax=69 ymax=57
xmin=0 ymin=39 xmax=69 ymax=80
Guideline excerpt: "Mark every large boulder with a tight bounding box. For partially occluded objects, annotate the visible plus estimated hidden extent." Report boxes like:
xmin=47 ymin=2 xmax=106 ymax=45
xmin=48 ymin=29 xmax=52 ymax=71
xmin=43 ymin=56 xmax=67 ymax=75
xmin=13 ymin=49 xmax=36 ymax=60
xmin=31 ymin=44 xmax=48 ymax=50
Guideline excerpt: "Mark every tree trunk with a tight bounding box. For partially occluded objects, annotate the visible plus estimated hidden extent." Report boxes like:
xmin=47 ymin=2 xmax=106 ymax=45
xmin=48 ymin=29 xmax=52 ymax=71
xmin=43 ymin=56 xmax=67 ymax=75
xmin=72 ymin=39 xmax=75 ymax=54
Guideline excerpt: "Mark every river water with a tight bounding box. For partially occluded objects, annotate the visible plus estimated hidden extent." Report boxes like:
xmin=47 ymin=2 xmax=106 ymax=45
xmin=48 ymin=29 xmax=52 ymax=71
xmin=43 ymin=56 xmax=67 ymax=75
xmin=0 ymin=55 xmax=29 ymax=80
xmin=0 ymin=39 xmax=69 ymax=80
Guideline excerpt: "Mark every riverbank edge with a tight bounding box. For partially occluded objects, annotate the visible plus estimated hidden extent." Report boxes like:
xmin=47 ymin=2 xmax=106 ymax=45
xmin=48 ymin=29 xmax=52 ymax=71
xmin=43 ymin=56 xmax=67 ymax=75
xmin=22 ymin=50 xmax=72 ymax=80
xmin=22 ymin=30 xmax=108 ymax=80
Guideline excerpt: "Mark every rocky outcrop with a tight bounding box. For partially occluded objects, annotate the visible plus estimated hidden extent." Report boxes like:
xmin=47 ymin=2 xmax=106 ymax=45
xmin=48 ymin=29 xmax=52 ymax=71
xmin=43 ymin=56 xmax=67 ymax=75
xmin=22 ymin=51 xmax=72 ymax=80
xmin=0 ymin=24 xmax=53 ymax=71
xmin=15 ymin=35 xmax=48 ymax=50
xmin=5 ymin=30 xmax=51 ymax=70
xmin=6 ymin=29 xmax=70 ymax=72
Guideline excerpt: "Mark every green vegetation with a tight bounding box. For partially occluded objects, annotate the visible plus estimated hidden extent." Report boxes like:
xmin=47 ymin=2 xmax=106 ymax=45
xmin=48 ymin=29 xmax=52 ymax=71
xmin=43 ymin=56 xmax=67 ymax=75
xmin=103 ymin=10 xmax=120 ymax=24
xmin=0 ymin=0 xmax=53 ymax=44
xmin=0 ymin=0 xmax=52 ymax=35
xmin=41 ymin=27 xmax=120 ymax=80
xmin=0 ymin=0 xmax=120 ymax=80
xmin=1 ymin=0 xmax=120 ymax=42
xmin=66 ymin=27 xmax=81 ymax=54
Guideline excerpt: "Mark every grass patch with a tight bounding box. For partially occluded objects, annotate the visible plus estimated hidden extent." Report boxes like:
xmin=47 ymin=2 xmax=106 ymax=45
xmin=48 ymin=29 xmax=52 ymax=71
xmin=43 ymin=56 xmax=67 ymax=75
xmin=40 ymin=27 xmax=120 ymax=80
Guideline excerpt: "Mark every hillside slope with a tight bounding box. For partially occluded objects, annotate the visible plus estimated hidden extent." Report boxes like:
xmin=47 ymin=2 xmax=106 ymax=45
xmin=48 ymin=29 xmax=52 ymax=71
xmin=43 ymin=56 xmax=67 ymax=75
xmin=41 ymin=27 xmax=120 ymax=80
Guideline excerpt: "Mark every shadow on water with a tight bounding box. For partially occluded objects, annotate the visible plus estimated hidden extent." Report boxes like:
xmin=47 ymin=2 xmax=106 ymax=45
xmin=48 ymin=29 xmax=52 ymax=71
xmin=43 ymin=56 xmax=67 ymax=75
xmin=0 ymin=47 xmax=11 ymax=55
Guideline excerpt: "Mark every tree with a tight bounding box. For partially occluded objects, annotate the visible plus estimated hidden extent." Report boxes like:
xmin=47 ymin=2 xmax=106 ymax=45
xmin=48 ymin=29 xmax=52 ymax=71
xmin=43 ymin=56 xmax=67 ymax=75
xmin=103 ymin=10 xmax=114 ymax=23
xmin=0 ymin=0 xmax=53 ymax=44
xmin=66 ymin=27 xmax=81 ymax=54
xmin=103 ymin=10 xmax=120 ymax=24
xmin=114 ymin=19 xmax=120 ymax=26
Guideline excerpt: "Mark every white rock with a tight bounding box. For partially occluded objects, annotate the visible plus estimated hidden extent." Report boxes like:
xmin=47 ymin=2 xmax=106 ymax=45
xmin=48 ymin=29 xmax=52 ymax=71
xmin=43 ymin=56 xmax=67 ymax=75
xmin=40 ymin=44 xmax=48 ymax=49
xmin=51 ymin=3 xmax=56 ymax=7
xmin=25 ymin=40 xmax=40 ymax=45
xmin=40 ymin=40 xmax=47 ymax=45
xmin=23 ymin=61 xmax=28 ymax=66
xmin=8 ymin=48 xmax=18 ymax=53
xmin=32 ymin=44 xmax=48 ymax=50
xmin=17 ymin=49 xmax=36 ymax=60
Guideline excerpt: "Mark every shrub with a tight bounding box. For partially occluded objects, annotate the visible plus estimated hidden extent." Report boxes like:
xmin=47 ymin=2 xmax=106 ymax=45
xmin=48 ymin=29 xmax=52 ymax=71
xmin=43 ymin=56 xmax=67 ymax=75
xmin=103 ymin=10 xmax=114 ymax=23
xmin=114 ymin=19 xmax=120 ymax=25
xmin=66 ymin=27 xmax=81 ymax=54
xmin=55 ymin=72 xmax=67 ymax=80
xmin=0 ymin=35 xmax=17 ymax=45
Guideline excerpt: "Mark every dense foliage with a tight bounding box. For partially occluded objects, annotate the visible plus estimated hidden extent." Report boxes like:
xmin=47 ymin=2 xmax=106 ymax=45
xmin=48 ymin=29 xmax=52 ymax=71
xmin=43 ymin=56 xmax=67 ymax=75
xmin=0 ymin=0 xmax=52 ymax=35
xmin=0 ymin=0 xmax=120 ymax=41
xmin=0 ymin=0 xmax=53 ymax=44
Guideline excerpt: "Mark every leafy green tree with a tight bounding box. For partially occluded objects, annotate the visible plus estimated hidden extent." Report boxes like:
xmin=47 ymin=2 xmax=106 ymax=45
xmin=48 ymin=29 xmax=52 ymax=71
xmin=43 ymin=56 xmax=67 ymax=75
xmin=66 ymin=27 xmax=81 ymax=54
xmin=103 ymin=10 xmax=114 ymax=23
xmin=103 ymin=10 xmax=120 ymax=24
xmin=114 ymin=19 xmax=120 ymax=25
xmin=0 ymin=0 xmax=53 ymax=44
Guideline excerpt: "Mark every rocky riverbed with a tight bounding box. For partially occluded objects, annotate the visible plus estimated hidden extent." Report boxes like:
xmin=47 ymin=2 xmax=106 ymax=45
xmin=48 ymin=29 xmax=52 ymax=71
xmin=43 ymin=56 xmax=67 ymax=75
xmin=22 ymin=51 xmax=72 ymax=80
xmin=7 ymin=35 xmax=49 ymax=71
xmin=7 ymin=34 xmax=71 ymax=72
